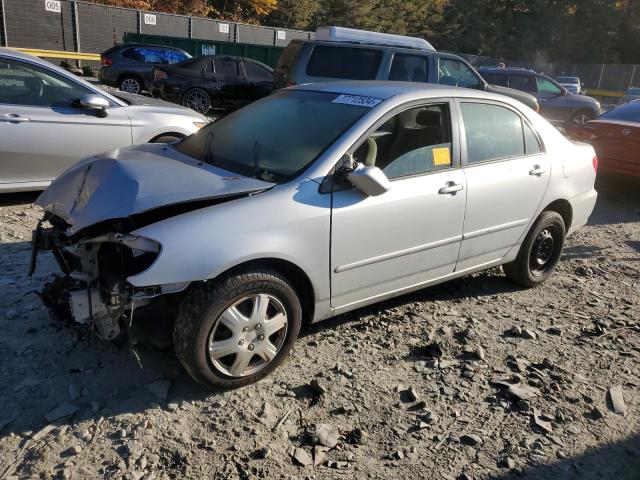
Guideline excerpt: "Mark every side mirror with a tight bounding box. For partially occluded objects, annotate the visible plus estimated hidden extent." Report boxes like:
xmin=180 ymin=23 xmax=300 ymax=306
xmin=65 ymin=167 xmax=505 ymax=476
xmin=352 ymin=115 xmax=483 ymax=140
xmin=347 ymin=162 xmax=391 ymax=196
xmin=79 ymin=94 xmax=109 ymax=117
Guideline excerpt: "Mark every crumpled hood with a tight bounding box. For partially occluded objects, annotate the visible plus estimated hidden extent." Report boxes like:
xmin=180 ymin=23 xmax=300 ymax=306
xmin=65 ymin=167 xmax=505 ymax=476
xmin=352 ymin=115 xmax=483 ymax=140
xmin=36 ymin=143 xmax=274 ymax=234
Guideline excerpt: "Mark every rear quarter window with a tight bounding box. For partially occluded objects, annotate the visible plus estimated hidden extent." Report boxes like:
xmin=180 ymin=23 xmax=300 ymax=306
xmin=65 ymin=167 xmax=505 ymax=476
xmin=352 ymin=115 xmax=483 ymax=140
xmin=306 ymin=46 xmax=382 ymax=80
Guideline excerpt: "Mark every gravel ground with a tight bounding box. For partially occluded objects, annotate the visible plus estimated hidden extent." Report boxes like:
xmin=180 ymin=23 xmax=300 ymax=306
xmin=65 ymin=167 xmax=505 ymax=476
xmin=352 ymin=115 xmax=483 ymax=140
xmin=0 ymin=176 xmax=638 ymax=480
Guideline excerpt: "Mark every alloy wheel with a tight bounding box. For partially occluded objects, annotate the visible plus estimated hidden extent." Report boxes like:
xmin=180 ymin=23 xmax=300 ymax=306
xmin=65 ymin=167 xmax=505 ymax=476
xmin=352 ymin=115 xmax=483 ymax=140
xmin=572 ymin=112 xmax=591 ymax=128
xmin=208 ymin=294 xmax=288 ymax=378
xmin=120 ymin=78 xmax=141 ymax=94
xmin=185 ymin=90 xmax=210 ymax=113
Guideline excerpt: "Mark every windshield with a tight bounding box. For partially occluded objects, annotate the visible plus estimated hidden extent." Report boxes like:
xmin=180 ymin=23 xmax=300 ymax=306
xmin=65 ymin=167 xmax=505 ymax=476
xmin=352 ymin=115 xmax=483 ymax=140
xmin=600 ymin=101 xmax=640 ymax=123
xmin=176 ymin=90 xmax=372 ymax=182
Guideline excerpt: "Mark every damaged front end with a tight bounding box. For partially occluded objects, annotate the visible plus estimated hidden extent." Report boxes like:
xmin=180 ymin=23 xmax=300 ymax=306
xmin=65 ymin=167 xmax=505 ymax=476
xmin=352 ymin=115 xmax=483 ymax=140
xmin=32 ymin=213 xmax=186 ymax=341
xmin=29 ymin=143 xmax=275 ymax=341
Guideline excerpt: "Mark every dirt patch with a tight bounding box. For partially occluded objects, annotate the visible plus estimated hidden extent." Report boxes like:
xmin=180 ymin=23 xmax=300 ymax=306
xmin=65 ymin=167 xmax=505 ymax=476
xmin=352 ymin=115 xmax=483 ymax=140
xmin=0 ymin=178 xmax=639 ymax=480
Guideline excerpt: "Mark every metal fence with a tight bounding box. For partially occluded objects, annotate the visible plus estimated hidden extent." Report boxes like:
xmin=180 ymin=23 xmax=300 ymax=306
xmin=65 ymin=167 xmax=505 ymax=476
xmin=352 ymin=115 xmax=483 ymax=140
xmin=0 ymin=0 xmax=312 ymax=55
xmin=1 ymin=0 xmax=638 ymax=97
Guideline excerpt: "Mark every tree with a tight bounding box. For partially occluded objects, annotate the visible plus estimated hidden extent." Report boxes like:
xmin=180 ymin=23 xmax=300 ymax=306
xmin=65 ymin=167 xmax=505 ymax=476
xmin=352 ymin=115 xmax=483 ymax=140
xmin=265 ymin=0 xmax=319 ymax=30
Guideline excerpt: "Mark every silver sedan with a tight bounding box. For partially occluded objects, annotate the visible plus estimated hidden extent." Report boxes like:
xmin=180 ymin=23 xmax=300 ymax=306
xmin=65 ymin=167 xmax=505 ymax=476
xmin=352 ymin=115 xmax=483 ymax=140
xmin=0 ymin=48 xmax=207 ymax=193
xmin=33 ymin=82 xmax=598 ymax=389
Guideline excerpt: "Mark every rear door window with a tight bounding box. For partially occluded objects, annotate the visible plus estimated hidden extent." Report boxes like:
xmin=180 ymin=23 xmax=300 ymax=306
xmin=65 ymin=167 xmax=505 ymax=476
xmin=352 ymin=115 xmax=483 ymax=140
xmin=165 ymin=49 xmax=190 ymax=64
xmin=244 ymin=62 xmax=273 ymax=82
xmin=508 ymin=74 xmax=537 ymax=93
xmin=306 ymin=46 xmax=382 ymax=80
xmin=214 ymin=59 xmax=240 ymax=78
xmin=460 ymin=102 xmax=525 ymax=163
xmin=388 ymin=54 xmax=429 ymax=82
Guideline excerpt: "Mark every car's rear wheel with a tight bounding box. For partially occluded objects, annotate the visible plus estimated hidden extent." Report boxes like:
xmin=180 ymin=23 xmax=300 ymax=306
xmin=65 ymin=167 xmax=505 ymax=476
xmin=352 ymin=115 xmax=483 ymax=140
xmin=503 ymin=211 xmax=566 ymax=287
xmin=182 ymin=88 xmax=212 ymax=114
xmin=119 ymin=76 xmax=142 ymax=94
xmin=173 ymin=269 xmax=302 ymax=389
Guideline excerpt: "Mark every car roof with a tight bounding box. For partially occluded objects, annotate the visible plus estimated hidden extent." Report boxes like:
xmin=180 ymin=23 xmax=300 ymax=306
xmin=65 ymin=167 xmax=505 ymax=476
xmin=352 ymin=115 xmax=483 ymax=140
xmin=116 ymin=43 xmax=185 ymax=50
xmin=292 ymin=81 xmax=508 ymax=103
xmin=296 ymin=38 xmax=440 ymax=56
xmin=0 ymin=47 xmax=39 ymax=61
xmin=480 ymin=67 xmax=537 ymax=74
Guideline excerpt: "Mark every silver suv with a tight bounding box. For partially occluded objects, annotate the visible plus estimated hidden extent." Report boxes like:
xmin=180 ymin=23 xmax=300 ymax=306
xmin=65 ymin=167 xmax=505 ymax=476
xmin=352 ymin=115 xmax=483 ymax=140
xmin=275 ymin=27 xmax=540 ymax=112
xmin=33 ymin=82 xmax=597 ymax=389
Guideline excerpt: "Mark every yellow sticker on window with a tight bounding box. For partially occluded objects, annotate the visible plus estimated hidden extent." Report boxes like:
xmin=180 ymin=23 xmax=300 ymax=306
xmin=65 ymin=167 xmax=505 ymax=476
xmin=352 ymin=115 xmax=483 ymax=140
xmin=433 ymin=147 xmax=451 ymax=166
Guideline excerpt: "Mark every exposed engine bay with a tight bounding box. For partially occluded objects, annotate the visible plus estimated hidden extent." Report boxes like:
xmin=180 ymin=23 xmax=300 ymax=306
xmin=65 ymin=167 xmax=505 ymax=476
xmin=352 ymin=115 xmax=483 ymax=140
xmin=31 ymin=212 xmax=187 ymax=341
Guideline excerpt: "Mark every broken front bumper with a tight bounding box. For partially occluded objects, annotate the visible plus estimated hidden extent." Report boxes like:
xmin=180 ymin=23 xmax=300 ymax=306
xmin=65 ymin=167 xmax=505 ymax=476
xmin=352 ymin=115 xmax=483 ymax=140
xmin=30 ymin=216 xmax=185 ymax=340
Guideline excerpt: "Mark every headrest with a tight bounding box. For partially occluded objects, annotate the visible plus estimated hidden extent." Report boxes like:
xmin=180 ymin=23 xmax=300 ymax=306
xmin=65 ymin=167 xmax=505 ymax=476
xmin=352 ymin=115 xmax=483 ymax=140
xmin=416 ymin=109 xmax=442 ymax=127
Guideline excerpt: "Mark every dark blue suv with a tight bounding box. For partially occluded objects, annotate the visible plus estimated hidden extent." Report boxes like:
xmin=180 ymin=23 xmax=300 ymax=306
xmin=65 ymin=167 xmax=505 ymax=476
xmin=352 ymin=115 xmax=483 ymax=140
xmin=479 ymin=67 xmax=601 ymax=129
xmin=99 ymin=44 xmax=192 ymax=94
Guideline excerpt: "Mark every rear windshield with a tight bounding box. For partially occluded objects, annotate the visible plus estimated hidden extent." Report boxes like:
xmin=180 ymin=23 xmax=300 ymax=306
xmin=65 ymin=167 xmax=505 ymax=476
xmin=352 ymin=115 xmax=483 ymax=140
xmin=176 ymin=90 xmax=373 ymax=182
xmin=306 ymin=46 xmax=382 ymax=80
xmin=600 ymin=101 xmax=640 ymax=122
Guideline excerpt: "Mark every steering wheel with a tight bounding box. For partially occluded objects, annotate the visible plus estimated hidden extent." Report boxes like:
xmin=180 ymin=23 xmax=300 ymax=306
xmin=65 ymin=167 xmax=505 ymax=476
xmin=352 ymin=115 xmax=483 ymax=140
xmin=24 ymin=77 xmax=44 ymax=100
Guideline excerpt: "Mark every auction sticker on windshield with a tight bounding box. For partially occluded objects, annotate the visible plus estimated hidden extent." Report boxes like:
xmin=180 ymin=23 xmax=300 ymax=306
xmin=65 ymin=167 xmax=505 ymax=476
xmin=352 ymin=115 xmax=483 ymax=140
xmin=332 ymin=94 xmax=382 ymax=108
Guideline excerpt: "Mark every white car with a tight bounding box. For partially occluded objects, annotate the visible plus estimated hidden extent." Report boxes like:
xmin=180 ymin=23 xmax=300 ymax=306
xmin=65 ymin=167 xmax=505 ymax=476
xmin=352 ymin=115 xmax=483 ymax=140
xmin=0 ymin=48 xmax=208 ymax=193
xmin=556 ymin=76 xmax=582 ymax=94
xmin=33 ymin=82 xmax=598 ymax=389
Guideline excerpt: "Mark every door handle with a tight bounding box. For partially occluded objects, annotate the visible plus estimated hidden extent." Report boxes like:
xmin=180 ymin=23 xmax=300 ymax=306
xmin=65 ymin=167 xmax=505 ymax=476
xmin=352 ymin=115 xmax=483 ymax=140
xmin=438 ymin=182 xmax=464 ymax=195
xmin=0 ymin=114 xmax=30 ymax=123
xmin=529 ymin=165 xmax=547 ymax=176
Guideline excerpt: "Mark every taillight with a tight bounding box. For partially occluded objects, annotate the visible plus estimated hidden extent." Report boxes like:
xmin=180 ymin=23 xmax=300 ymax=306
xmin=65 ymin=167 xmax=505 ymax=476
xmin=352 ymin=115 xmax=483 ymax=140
xmin=286 ymin=81 xmax=296 ymax=87
xmin=592 ymin=155 xmax=598 ymax=173
xmin=101 ymin=56 xmax=112 ymax=67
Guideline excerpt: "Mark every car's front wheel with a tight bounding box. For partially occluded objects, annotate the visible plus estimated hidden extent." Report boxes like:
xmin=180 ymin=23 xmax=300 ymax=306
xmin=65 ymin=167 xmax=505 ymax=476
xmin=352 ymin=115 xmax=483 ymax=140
xmin=503 ymin=211 xmax=566 ymax=287
xmin=182 ymin=88 xmax=212 ymax=114
xmin=173 ymin=269 xmax=302 ymax=389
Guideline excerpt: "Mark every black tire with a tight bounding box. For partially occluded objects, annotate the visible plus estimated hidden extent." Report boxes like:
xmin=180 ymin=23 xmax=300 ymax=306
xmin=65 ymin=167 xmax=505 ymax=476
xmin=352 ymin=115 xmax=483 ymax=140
xmin=181 ymin=88 xmax=212 ymax=114
xmin=118 ymin=76 xmax=143 ymax=94
xmin=503 ymin=211 xmax=566 ymax=288
xmin=173 ymin=269 xmax=302 ymax=389
xmin=149 ymin=134 xmax=183 ymax=144
xmin=570 ymin=110 xmax=594 ymax=130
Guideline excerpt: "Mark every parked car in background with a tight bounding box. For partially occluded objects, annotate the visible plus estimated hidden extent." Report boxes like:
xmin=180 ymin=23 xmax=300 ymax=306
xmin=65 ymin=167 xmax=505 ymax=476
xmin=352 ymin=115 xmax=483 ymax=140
xmin=275 ymin=27 xmax=540 ymax=111
xmin=556 ymin=76 xmax=582 ymax=94
xmin=623 ymin=87 xmax=640 ymax=103
xmin=153 ymin=55 xmax=275 ymax=114
xmin=572 ymin=100 xmax=640 ymax=178
xmin=479 ymin=67 xmax=601 ymax=129
xmin=99 ymin=44 xmax=192 ymax=94
xmin=0 ymin=48 xmax=207 ymax=193
xmin=33 ymin=82 xmax=597 ymax=389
